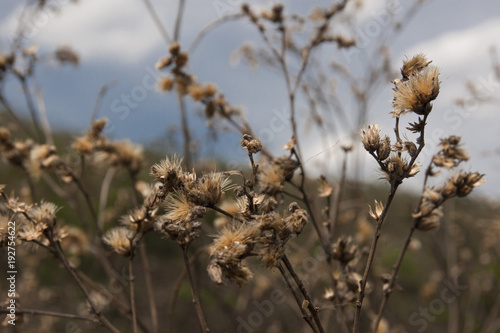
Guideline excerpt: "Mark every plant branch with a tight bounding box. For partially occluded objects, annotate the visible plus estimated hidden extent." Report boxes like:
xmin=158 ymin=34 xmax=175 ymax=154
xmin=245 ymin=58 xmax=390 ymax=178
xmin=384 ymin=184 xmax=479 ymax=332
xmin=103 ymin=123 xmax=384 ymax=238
xmin=0 ymin=308 xmax=100 ymax=324
xmin=282 ymin=254 xmax=325 ymax=333
xmin=277 ymin=262 xmax=319 ymax=333
xmin=181 ymin=245 xmax=209 ymax=332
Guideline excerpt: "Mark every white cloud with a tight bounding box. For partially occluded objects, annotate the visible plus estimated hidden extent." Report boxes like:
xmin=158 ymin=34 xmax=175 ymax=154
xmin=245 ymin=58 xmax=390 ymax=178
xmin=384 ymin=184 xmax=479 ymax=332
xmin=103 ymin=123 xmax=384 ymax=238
xmin=0 ymin=0 xmax=224 ymax=64
xmin=403 ymin=18 xmax=500 ymax=73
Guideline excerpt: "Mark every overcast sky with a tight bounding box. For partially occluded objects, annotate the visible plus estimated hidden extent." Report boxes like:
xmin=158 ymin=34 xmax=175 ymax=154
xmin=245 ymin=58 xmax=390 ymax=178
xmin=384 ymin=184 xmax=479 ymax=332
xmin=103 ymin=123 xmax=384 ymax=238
xmin=0 ymin=0 xmax=499 ymax=199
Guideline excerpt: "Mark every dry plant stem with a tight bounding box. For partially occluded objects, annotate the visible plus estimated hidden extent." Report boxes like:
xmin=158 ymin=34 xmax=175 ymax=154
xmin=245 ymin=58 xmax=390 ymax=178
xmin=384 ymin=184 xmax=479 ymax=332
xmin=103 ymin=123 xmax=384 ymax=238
xmin=22 ymin=167 xmax=37 ymax=203
xmin=0 ymin=94 xmax=36 ymax=138
xmin=277 ymin=262 xmax=319 ymax=333
xmin=51 ymin=239 xmax=120 ymax=333
xmin=129 ymin=257 xmax=138 ymax=333
xmin=282 ymin=254 xmax=325 ymax=333
xmin=177 ymin=92 xmax=193 ymax=170
xmin=353 ymin=183 xmax=399 ymax=333
xmin=167 ymin=247 xmax=205 ymax=333
xmin=480 ymin=294 xmax=500 ymax=333
xmin=173 ymin=0 xmax=185 ymax=41
xmin=329 ymin=150 xmax=348 ymax=244
xmin=0 ymin=308 xmax=100 ymax=323
xmin=372 ymin=219 xmax=416 ymax=333
xmin=141 ymin=0 xmax=172 ymax=44
xmin=208 ymin=203 xmax=234 ymax=219
xmin=19 ymin=75 xmax=43 ymax=141
xmin=371 ymin=116 xmax=430 ymax=331
xmin=140 ymin=245 xmax=159 ymax=333
xmin=289 ymin=149 xmax=328 ymax=252
xmin=73 ymin=177 xmax=101 ymax=235
xmin=98 ymin=167 xmax=117 ymax=230
xmin=181 ymin=245 xmax=209 ymax=332
xmin=76 ymin=270 xmax=150 ymax=333
xmin=188 ymin=13 xmax=244 ymax=53
xmin=91 ymin=80 xmax=117 ymax=124
xmin=34 ymin=85 xmax=54 ymax=146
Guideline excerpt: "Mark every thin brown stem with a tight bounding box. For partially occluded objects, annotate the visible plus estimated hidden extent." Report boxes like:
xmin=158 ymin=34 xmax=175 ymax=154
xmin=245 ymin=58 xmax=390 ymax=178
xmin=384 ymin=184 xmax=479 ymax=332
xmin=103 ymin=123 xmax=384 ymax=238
xmin=129 ymin=257 xmax=138 ymax=333
xmin=329 ymin=149 xmax=348 ymax=244
xmin=282 ymin=254 xmax=325 ymax=333
xmin=34 ymin=84 xmax=54 ymax=145
xmin=91 ymin=80 xmax=117 ymax=124
xmin=173 ymin=0 xmax=185 ymax=42
xmin=0 ymin=93 xmax=36 ymax=138
xmin=52 ymin=239 xmax=120 ymax=333
xmin=140 ymin=245 xmax=158 ymax=333
xmin=167 ymin=247 xmax=205 ymax=332
xmin=141 ymin=0 xmax=172 ymax=45
xmin=0 ymin=308 xmax=100 ymax=324
xmin=188 ymin=14 xmax=244 ymax=54
xmin=18 ymin=75 xmax=43 ymax=141
xmin=177 ymin=92 xmax=192 ymax=170
xmin=353 ymin=183 xmax=399 ymax=333
xmin=372 ymin=222 xmax=416 ymax=332
xmin=181 ymin=245 xmax=209 ymax=332
xmin=277 ymin=262 xmax=319 ymax=333
xmin=73 ymin=176 xmax=100 ymax=235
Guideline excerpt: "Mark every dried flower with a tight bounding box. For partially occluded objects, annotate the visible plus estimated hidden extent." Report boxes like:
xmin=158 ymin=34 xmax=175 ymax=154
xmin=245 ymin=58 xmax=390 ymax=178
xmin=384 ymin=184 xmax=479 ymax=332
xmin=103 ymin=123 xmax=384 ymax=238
xmin=156 ymin=56 xmax=172 ymax=70
xmin=54 ymin=46 xmax=79 ymax=66
xmin=392 ymin=65 xmax=440 ymax=117
xmin=158 ymin=77 xmax=174 ymax=92
xmin=150 ymin=155 xmax=183 ymax=191
xmin=240 ymin=134 xmax=262 ymax=154
xmin=368 ymin=200 xmax=384 ymax=220
xmin=361 ymin=124 xmax=381 ymax=153
xmin=103 ymin=227 xmax=134 ymax=256
xmin=188 ymin=84 xmax=204 ymax=101
xmin=317 ymin=176 xmax=334 ymax=197
xmin=30 ymin=202 xmax=59 ymax=230
xmin=332 ymin=236 xmax=357 ymax=266
xmin=284 ymin=202 xmax=308 ymax=235
xmin=401 ymin=53 xmax=431 ymax=80
xmin=259 ymin=164 xmax=285 ymax=196
xmin=377 ymin=136 xmax=391 ymax=161
xmin=186 ymin=172 xmax=232 ymax=207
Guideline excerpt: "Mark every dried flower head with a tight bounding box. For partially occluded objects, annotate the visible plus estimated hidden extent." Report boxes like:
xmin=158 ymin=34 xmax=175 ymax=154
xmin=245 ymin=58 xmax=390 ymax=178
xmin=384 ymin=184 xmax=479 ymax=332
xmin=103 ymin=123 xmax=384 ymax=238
xmin=156 ymin=56 xmax=172 ymax=70
xmin=240 ymin=134 xmax=263 ymax=154
xmin=401 ymin=53 xmax=431 ymax=80
xmin=368 ymin=200 xmax=384 ymax=220
xmin=450 ymin=171 xmax=485 ymax=197
xmin=103 ymin=227 xmax=134 ymax=256
xmin=30 ymin=201 xmax=59 ymax=230
xmin=392 ymin=65 xmax=440 ymax=117
xmin=332 ymin=236 xmax=357 ymax=266
xmin=284 ymin=202 xmax=308 ymax=235
xmin=259 ymin=164 xmax=285 ymax=196
xmin=361 ymin=124 xmax=381 ymax=153
xmin=186 ymin=172 xmax=232 ymax=207
xmin=150 ymin=155 xmax=183 ymax=191
xmin=415 ymin=206 xmax=443 ymax=231
xmin=158 ymin=77 xmax=174 ymax=92
xmin=54 ymin=46 xmax=79 ymax=66
xmin=317 ymin=176 xmax=334 ymax=197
